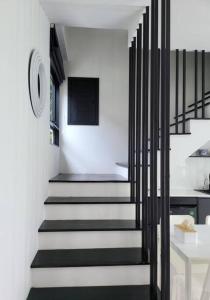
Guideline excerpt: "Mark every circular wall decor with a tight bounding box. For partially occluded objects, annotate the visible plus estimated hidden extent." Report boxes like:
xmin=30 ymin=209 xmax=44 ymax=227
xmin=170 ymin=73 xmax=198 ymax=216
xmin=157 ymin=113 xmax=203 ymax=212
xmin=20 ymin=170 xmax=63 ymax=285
xmin=28 ymin=49 xmax=47 ymax=118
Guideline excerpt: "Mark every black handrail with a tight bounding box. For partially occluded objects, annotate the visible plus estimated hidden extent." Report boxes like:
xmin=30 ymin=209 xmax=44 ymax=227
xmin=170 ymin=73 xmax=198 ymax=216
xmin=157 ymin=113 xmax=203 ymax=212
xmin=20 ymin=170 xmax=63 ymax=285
xmin=174 ymin=95 xmax=210 ymax=120
xmin=170 ymin=117 xmax=210 ymax=128
xmin=205 ymin=91 xmax=210 ymax=96
xmin=170 ymin=117 xmax=193 ymax=128
xmin=189 ymin=90 xmax=210 ymax=108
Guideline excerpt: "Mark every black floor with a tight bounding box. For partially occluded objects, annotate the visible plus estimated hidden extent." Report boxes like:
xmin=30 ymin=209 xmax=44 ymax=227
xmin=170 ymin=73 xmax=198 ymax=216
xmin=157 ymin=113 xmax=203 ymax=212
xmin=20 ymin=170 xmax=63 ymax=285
xmin=49 ymin=173 xmax=128 ymax=183
xmin=27 ymin=285 xmax=151 ymax=300
xmin=31 ymin=248 xmax=148 ymax=268
xmin=45 ymin=196 xmax=133 ymax=204
xmin=39 ymin=220 xmax=142 ymax=232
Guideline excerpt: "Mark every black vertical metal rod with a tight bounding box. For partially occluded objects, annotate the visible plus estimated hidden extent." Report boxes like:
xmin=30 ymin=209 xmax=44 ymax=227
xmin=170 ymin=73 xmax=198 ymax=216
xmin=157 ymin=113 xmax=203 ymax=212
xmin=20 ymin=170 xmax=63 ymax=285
xmin=161 ymin=0 xmax=171 ymax=298
xmin=175 ymin=49 xmax=179 ymax=132
xmin=150 ymin=0 xmax=159 ymax=295
xmin=142 ymin=7 xmax=149 ymax=258
xmin=194 ymin=50 xmax=198 ymax=118
xmin=128 ymin=47 xmax=132 ymax=182
xmin=182 ymin=50 xmax=186 ymax=133
xmin=130 ymin=39 xmax=136 ymax=202
xmin=157 ymin=49 xmax=161 ymax=149
xmin=202 ymin=50 xmax=206 ymax=118
xmin=136 ymin=25 xmax=142 ymax=228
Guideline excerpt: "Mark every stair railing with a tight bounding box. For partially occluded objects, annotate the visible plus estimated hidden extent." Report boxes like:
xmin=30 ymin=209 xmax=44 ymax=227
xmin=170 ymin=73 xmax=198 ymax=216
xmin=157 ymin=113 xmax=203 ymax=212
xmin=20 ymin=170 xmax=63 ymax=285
xmin=128 ymin=0 xmax=171 ymax=298
xmin=171 ymin=49 xmax=209 ymax=134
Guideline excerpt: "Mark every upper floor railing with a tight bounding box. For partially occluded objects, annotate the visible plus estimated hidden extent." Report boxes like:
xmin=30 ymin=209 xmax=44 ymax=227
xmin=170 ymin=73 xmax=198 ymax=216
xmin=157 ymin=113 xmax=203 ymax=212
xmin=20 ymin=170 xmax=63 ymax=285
xmin=170 ymin=49 xmax=210 ymax=134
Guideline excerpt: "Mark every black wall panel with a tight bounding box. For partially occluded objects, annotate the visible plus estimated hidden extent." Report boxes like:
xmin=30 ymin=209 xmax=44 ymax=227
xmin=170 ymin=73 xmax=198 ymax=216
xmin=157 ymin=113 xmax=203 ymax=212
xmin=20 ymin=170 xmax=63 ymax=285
xmin=68 ymin=77 xmax=99 ymax=125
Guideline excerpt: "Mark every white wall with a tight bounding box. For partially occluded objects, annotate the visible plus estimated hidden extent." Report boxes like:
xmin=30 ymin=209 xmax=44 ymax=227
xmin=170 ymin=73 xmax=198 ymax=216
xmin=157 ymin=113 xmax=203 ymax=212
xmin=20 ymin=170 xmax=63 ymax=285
xmin=60 ymin=27 xmax=129 ymax=174
xmin=0 ymin=1 xmax=59 ymax=299
xmin=171 ymin=0 xmax=210 ymax=51
xmin=185 ymin=157 xmax=210 ymax=189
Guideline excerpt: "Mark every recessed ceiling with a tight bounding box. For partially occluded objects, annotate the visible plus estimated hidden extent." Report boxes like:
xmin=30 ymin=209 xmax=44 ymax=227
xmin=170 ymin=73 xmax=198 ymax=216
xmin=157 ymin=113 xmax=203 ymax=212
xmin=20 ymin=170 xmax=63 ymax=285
xmin=40 ymin=0 xmax=148 ymax=30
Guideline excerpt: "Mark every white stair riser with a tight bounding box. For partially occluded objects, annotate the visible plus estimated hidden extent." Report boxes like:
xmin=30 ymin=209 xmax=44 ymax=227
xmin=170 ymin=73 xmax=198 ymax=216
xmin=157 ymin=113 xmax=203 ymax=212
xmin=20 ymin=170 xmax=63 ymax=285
xmin=39 ymin=231 xmax=142 ymax=249
xmin=48 ymin=183 xmax=130 ymax=197
xmin=45 ymin=204 xmax=138 ymax=220
xmin=32 ymin=265 xmax=150 ymax=287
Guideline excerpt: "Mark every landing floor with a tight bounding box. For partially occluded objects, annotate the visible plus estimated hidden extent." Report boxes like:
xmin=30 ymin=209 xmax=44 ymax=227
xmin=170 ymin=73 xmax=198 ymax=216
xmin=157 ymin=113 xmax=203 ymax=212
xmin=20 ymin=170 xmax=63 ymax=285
xmin=49 ymin=173 xmax=128 ymax=183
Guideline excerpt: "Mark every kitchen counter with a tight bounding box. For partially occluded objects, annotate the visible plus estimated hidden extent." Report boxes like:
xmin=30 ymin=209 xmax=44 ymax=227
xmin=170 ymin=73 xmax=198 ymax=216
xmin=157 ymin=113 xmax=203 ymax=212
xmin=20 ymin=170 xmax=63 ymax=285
xmin=170 ymin=189 xmax=210 ymax=198
xmin=157 ymin=189 xmax=210 ymax=224
xmin=154 ymin=189 xmax=210 ymax=198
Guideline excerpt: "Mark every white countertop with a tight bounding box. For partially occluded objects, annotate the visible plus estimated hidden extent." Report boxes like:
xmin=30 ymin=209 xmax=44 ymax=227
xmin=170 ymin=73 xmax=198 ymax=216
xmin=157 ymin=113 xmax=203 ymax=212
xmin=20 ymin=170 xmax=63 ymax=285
xmin=171 ymin=189 xmax=210 ymax=198
xmin=155 ymin=189 xmax=210 ymax=198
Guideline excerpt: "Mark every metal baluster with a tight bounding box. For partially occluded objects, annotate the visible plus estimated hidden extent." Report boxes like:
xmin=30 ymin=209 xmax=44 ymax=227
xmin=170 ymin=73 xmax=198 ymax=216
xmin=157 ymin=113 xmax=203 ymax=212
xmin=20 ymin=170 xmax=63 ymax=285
xmin=175 ymin=49 xmax=179 ymax=132
xmin=194 ymin=50 xmax=198 ymax=118
xmin=150 ymin=0 xmax=159 ymax=295
xmin=136 ymin=25 xmax=142 ymax=228
xmin=182 ymin=50 xmax=186 ymax=133
xmin=202 ymin=50 xmax=206 ymax=118
xmin=161 ymin=0 xmax=171 ymax=298
xmin=142 ymin=7 xmax=150 ymax=259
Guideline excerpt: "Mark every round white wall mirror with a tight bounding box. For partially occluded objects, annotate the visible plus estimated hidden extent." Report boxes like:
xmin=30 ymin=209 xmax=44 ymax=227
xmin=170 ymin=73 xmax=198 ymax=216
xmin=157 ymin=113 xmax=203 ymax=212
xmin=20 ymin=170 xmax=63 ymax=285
xmin=28 ymin=49 xmax=47 ymax=118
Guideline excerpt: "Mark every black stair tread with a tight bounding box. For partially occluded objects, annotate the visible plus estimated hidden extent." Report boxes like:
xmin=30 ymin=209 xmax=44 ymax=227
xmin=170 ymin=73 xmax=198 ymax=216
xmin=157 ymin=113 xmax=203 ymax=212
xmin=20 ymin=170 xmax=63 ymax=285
xmin=27 ymin=285 xmax=151 ymax=300
xmin=45 ymin=196 xmax=133 ymax=204
xmin=49 ymin=173 xmax=129 ymax=183
xmin=31 ymin=248 xmax=148 ymax=268
xmin=39 ymin=220 xmax=142 ymax=232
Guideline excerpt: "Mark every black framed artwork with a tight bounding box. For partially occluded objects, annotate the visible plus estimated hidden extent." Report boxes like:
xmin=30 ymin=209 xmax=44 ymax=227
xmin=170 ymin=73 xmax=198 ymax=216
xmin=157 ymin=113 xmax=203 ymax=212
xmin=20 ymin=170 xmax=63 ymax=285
xmin=68 ymin=77 xmax=99 ymax=125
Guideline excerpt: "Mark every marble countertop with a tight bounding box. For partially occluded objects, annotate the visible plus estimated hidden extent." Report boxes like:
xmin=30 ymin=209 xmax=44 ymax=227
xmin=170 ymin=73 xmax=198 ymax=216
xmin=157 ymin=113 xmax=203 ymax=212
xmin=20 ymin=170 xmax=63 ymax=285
xmin=155 ymin=189 xmax=210 ymax=198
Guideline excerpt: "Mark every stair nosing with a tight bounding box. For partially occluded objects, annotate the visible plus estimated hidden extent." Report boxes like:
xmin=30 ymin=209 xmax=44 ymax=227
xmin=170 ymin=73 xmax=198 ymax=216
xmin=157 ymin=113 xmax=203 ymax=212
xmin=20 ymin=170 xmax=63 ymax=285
xmin=38 ymin=220 xmax=142 ymax=232
xmin=31 ymin=261 xmax=149 ymax=268
xmin=49 ymin=179 xmax=130 ymax=183
xmin=39 ymin=228 xmax=142 ymax=232
xmin=27 ymin=285 xmax=151 ymax=300
xmin=31 ymin=248 xmax=149 ymax=269
xmin=44 ymin=197 xmax=138 ymax=205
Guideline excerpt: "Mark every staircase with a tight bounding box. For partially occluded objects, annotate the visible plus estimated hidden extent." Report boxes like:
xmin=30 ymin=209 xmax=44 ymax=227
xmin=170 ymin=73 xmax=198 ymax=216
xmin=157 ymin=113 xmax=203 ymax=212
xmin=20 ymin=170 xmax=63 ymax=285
xmin=27 ymin=175 xmax=150 ymax=299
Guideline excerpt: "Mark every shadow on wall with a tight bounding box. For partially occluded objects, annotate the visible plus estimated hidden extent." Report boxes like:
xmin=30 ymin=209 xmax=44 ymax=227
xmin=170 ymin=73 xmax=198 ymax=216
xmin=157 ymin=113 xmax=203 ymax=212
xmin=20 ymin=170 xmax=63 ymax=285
xmin=59 ymin=28 xmax=129 ymax=174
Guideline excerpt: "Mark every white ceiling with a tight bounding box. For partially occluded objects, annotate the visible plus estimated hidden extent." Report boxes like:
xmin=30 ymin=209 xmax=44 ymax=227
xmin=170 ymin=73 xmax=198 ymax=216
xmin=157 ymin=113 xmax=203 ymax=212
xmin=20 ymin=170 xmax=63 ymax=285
xmin=40 ymin=0 xmax=147 ymax=30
